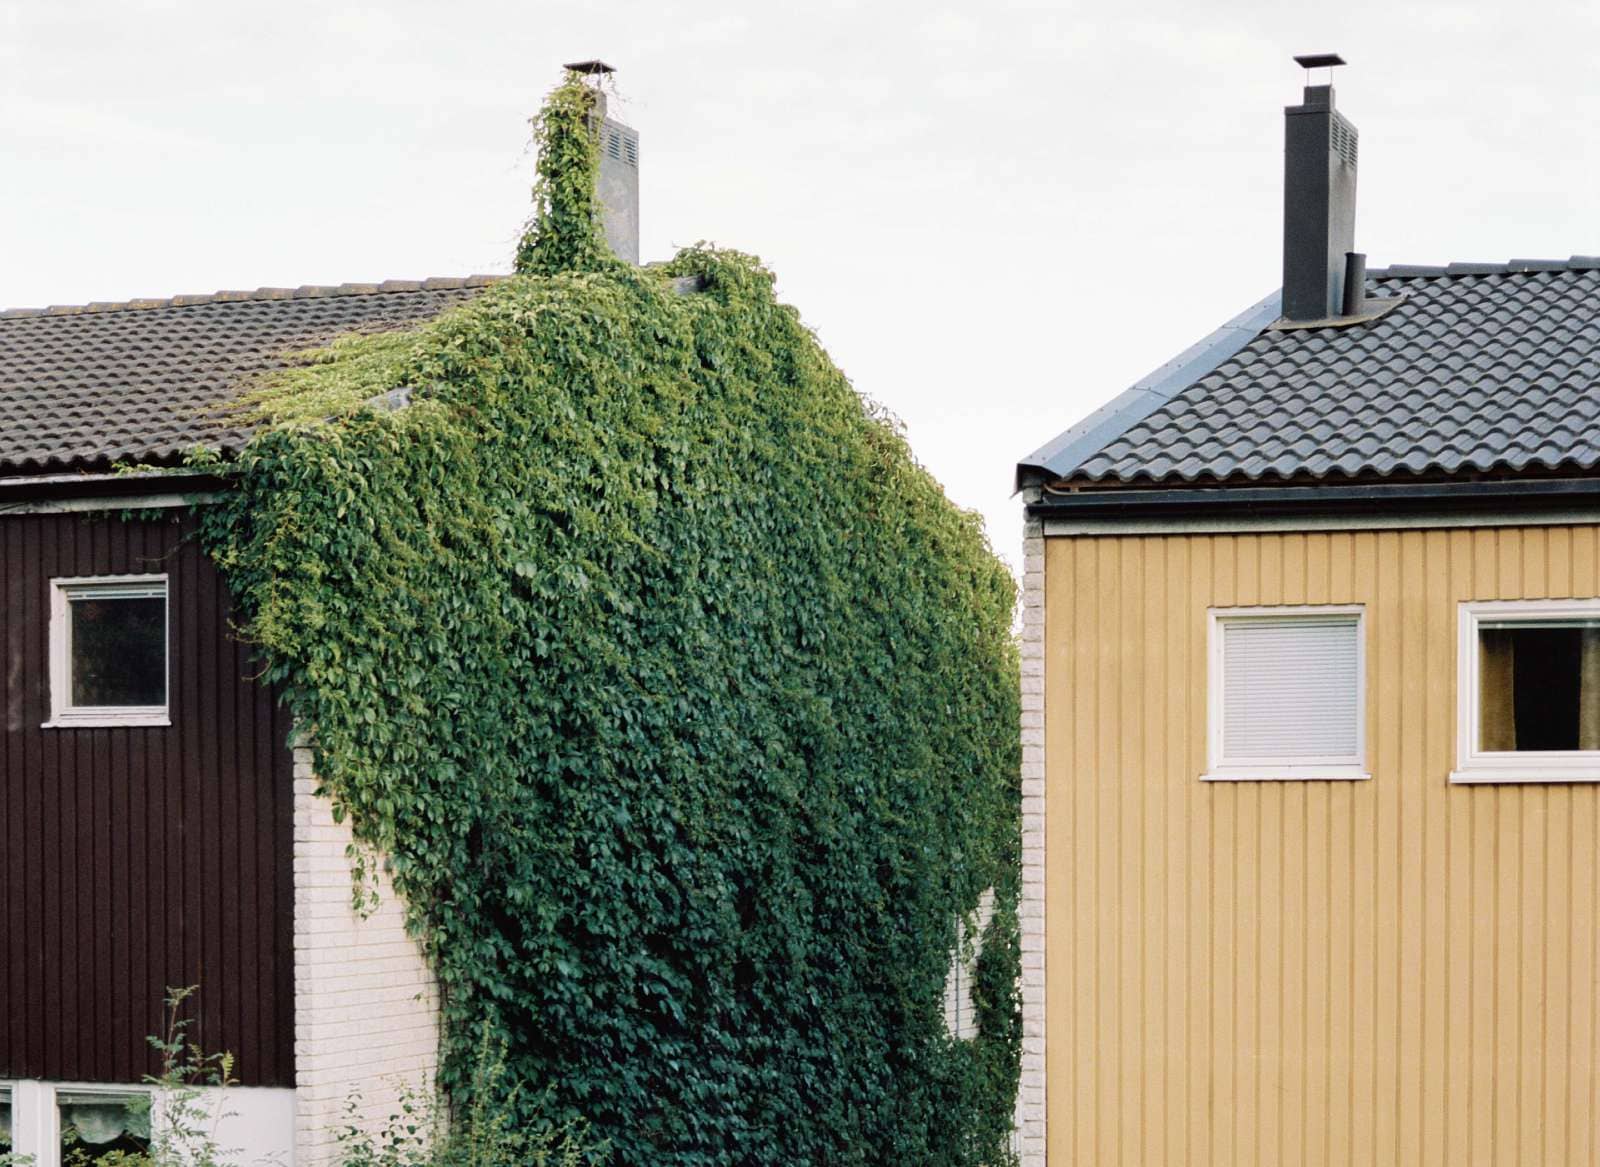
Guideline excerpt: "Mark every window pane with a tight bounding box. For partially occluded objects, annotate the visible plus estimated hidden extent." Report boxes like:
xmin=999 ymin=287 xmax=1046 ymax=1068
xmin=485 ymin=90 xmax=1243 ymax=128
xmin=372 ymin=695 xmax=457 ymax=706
xmin=1479 ymin=623 xmax=1600 ymax=751
xmin=70 ymin=596 xmax=165 ymax=707
xmin=1 ymin=1086 xmax=11 ymax=1155
xmin=1221 ymin=617 xmax=1360 ymax=760
xmin=58 ymin=1091 xmax=151 ymax=1164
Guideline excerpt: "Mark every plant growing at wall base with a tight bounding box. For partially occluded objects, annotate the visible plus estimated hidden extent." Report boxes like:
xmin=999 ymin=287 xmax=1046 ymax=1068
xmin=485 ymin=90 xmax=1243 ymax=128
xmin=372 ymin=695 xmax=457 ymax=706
xmin=56 ymin=987 xmax=245 ymax=1167
xmin=202 ymin=71 xmax=1021 ymax=1165
xmin=336 ymin=1024 xmax=600 ymax=1167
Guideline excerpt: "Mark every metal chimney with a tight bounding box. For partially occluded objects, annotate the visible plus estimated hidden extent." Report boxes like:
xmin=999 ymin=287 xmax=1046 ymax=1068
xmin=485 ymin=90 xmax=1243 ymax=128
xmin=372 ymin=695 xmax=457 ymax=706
xmin=1282 ymin=54 xmax=1357 ymax=321
xmin=562 ymin=60 xmax=639 ymax=264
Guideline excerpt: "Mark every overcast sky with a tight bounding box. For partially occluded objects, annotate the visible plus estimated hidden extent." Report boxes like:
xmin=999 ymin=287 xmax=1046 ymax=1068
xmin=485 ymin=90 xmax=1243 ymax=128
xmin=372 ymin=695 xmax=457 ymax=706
xmin=4 ymin=1 xmax=1598 ymax=573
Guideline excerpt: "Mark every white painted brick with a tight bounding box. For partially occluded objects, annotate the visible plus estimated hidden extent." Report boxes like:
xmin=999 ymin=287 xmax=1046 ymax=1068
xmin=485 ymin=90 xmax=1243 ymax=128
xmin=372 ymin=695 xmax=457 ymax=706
xmin=1014 ymin=525 xmax=1047 ymax=1167
xmin=293 ymin=771 xmax=439 ymax=1167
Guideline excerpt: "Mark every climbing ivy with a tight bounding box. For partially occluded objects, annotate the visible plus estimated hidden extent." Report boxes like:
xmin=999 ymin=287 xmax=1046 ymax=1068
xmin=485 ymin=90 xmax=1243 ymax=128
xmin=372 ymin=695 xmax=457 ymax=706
xmin=201 ymin=73 xmax=1020 ymax=1166
xmin=514 ymin=70 xmax=618 ymax=277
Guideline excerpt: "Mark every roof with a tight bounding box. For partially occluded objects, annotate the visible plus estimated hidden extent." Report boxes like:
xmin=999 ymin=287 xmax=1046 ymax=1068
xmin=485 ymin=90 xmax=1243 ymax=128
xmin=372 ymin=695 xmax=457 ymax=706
xmin=1019 ymin=257 xmax=1600 ymax=490
xmin=0 ymin=278 xmax=498 ymax=478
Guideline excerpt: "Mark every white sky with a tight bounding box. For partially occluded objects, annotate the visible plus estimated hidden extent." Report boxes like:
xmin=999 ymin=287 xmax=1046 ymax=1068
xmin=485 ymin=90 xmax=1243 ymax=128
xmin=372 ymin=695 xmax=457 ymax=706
xmin=4 ymin=0 xmax=1598 ymax=573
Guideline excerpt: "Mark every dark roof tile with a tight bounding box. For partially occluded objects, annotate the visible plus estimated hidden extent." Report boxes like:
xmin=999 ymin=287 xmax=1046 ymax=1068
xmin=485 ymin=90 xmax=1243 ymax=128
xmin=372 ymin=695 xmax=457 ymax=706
xmin=0 ymin=279 xmax=499 ymax=476
xmin=1024 ymin=260 xmax=1600 ymax=487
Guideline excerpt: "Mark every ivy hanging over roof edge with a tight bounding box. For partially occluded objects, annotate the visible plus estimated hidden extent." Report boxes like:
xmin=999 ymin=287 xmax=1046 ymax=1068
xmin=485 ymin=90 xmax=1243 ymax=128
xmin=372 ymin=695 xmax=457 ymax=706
xmin=197 ymin=71 xmax=1021 ymax=1166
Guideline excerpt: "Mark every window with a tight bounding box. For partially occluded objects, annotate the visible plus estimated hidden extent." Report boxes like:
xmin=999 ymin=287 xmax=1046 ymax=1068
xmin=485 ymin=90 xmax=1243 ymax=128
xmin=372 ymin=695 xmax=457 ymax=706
xmin=46 ymin=575 xmax=169 ymax=728
xmin=1 ymin=1085 xmax=12 ymax=1156
xmin=1204 ymin=605 xmax=1368 ymax=781
xmin=1453 ymin=599 xmax=1600 ymax=783
xmin=57 ymin=1089 xmax=150 ymax=1164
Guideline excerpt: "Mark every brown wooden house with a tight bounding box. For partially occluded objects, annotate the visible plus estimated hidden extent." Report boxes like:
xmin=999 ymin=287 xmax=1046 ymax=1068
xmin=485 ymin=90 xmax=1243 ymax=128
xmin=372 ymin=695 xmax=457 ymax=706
xmin=0 ymin=278 xmax=499 ymax=1166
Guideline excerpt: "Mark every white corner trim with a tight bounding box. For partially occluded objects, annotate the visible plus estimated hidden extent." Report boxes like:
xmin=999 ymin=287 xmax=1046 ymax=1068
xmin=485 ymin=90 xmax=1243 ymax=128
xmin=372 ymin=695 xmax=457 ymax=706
xmin=1452 ymin=597 xmax=1600 ymax=784
xmin=1016 ymin=510 xmax=1046 ymax=1167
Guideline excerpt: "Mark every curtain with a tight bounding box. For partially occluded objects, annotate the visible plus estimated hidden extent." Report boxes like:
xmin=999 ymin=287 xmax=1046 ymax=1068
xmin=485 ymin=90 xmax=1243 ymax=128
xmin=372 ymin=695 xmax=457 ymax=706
xmin=1581 ymin=627 xmax=1600 ymax=751
xmin=1479 ymin=629 xmax=1516 ymax=751
xmin=58 ymin=1096 xmax=149 ymax=1144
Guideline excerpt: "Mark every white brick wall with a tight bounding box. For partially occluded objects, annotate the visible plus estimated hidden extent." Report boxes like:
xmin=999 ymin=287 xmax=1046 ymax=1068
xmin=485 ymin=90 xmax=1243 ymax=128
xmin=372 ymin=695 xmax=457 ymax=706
xmin=942 ymin=887 xmax=997 ymax=1041
xmin=1017 ymin=511 xmax=1046 ymax=1166
xmin=293 ymin=747 xmax=441 ymax=1166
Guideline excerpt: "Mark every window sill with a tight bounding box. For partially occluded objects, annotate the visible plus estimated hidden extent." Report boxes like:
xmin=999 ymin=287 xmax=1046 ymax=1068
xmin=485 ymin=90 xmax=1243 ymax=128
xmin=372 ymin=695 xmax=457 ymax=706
xmin=1450 ymin=767 xmax=1600 ymax=785
xmin=42 ymin=711 xmax=171 ymax=729
xmin=1202 ymin=767 xmax=1370 ymax=783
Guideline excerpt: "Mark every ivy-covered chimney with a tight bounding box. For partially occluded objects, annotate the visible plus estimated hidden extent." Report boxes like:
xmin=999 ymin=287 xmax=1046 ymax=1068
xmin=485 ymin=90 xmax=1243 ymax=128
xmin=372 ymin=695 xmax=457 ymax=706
xmin=564 ymin=60 xmax=640 ymax=264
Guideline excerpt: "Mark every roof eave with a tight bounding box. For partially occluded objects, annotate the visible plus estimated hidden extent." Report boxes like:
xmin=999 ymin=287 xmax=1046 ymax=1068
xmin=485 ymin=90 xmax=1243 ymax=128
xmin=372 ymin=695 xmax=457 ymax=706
xmin=0 ymin=466 xmax=231 ymax=506
xmin=1026 ymin=474 xmax=1600 ymax=520
xmin=1015 ymin=290 xmax=1282 ymax=492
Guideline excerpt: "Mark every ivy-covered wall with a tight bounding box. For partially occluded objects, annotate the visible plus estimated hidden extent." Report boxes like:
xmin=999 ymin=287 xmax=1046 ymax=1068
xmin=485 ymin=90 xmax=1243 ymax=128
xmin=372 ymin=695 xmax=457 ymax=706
xmin=203 ymin=75 xmax=1021 ymax=1165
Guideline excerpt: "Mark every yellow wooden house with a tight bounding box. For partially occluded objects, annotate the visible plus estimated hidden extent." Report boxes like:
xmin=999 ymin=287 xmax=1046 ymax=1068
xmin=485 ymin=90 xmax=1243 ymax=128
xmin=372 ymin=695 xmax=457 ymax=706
xmin=1013 ymin=58 xmax=1600 ymax=1166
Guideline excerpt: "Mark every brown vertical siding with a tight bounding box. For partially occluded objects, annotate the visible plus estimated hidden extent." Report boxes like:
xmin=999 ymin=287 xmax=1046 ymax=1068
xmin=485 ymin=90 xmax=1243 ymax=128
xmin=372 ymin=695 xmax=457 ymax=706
xmin=1044 ymin=524 xmax=1600 ymax=1166
xmin=0 ymin=509 xmax=293 ymax=1087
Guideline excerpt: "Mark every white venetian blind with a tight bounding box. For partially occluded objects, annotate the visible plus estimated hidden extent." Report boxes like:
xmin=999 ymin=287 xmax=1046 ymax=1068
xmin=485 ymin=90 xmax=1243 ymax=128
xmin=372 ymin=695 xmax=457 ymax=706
xmin=1220 ymin=615 xmax=1361 ymax=761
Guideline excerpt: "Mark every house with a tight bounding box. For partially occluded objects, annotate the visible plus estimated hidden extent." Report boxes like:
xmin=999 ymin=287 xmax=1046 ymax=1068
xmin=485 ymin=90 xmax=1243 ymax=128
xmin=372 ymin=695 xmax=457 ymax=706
xmin=0 ymin=77 xmax=645 ymax=1167
xmin=0 ymin=281 xmax=502 ymax=1166
xmin=3 ymin=66 xmax=1023 ymax=1167
xmin=1013 ymin=58 xmax=1600 ymax=1166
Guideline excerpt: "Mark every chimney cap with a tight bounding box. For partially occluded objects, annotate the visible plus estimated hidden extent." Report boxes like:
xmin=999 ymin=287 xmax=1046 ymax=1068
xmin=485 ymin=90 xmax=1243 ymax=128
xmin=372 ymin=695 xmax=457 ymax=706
xmin=563 ymin=60 xmax=617 ymax=75
xmin=1292 ymin=52 xmax=1346 ymax=70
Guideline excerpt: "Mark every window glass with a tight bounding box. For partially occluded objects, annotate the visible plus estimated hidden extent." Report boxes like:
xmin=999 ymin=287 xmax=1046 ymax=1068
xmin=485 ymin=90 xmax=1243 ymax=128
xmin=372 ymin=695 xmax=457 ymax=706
xmin=58 ymin=1090 xmax=151 ymax=1165
xmin=70 ymin=595 xmax=166 ymax=707
xmin=1 ymin=1085 xmax=12 ymax=1155
xmin=1479 ymin=620 xmax=1600 ymax=752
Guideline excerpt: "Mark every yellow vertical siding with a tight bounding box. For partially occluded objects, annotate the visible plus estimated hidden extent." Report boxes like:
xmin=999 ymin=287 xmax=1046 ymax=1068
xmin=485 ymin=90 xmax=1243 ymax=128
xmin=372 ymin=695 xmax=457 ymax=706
xmin=1043 ymin=525 xmax=1600 ymax=1166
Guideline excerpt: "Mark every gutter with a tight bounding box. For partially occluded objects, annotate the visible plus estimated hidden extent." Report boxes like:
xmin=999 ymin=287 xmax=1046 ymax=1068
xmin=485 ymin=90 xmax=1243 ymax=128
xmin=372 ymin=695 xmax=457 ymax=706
xmin=1028 ymin=476 xmax=1600 ymax=521
xmin=0 ymin=468 xmax=229 ymax=512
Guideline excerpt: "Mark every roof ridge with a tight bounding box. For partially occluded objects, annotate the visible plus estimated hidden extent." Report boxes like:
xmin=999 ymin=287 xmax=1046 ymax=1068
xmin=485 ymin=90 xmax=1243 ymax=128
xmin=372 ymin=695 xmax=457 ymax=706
xmin=1368 ymin=256 xmax=1600 ymax=279
xmin=0 ymin=275 xmax=505 ymax=320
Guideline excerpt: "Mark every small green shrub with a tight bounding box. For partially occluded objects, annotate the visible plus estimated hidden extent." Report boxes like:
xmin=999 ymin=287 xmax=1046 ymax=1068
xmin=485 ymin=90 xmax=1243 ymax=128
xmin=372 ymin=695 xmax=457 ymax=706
xmin=335 ymin=1025 xmax=601 ymax=1167
xmin=54 ymin=987 xmax=245 ymax=1167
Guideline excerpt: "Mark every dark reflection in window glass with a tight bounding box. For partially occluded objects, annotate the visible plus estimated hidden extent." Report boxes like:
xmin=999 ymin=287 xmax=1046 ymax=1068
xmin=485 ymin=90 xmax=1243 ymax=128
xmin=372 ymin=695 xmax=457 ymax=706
xmin=71 ymin=596 xmax=166 ymax=707
xmin=58 ymin=1091 xmax=151 ymax=1163
xmin=1479 ymin=623 xmax=1600 ymax=751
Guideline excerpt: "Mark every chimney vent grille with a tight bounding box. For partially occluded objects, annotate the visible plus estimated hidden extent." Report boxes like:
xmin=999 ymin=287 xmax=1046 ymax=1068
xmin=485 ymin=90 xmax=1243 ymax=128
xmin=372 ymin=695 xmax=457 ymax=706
xmin=603 ymin=125 xmax=639 ymax=170
xmin=1331 ymin=117 xmax=1358 ymax=167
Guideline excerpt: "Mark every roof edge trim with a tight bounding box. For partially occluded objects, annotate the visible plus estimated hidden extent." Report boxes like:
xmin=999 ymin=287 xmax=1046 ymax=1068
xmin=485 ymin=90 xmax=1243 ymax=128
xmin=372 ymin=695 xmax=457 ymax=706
xmin=0 ymin=276 xmax=504 ymax=320
xmin=0 ymin=467 xmax=229 ymax=504
xmin=1014 ymin=290 xmax=1281 ymax=492
xmin=1026 ymin=475 xmax=1600 ymax=519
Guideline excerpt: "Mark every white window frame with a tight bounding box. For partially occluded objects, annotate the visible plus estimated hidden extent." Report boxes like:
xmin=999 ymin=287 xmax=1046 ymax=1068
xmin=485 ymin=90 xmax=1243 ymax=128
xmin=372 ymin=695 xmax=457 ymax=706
xmin=1452 ymin=598 xmax=1600 ymax=784
xmin=1 ymin=1081 xmax=13 ymax=1156
xmin=53 ymin=1083 xmax=153 ymax=1155
xmin=45 ymin=574 xmax=170 ymax=729
xmin=1203 ymin=604 xmax=1369 ymax=782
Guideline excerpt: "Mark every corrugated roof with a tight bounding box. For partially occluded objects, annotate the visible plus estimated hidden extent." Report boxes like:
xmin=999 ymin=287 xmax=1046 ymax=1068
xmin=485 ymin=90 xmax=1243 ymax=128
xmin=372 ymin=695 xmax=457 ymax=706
xmin=1022 ymin=257 xmax=1600 ymax=488
xmin=0 ymin=278 xmax=498 ymax=477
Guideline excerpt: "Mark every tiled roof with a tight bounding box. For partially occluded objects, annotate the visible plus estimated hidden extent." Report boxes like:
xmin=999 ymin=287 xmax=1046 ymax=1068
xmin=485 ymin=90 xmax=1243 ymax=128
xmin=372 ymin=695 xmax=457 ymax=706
xmin=1023 ymin=257 xmax=1600 ymax=487
xmin=0 ymin=278 xmax=499 ymax=477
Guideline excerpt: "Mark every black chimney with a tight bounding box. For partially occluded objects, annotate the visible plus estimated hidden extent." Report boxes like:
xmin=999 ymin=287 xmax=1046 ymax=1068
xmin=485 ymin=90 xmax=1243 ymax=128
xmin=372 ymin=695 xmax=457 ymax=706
xmin=1283 ymin=55 xmax=1358 ymax=321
